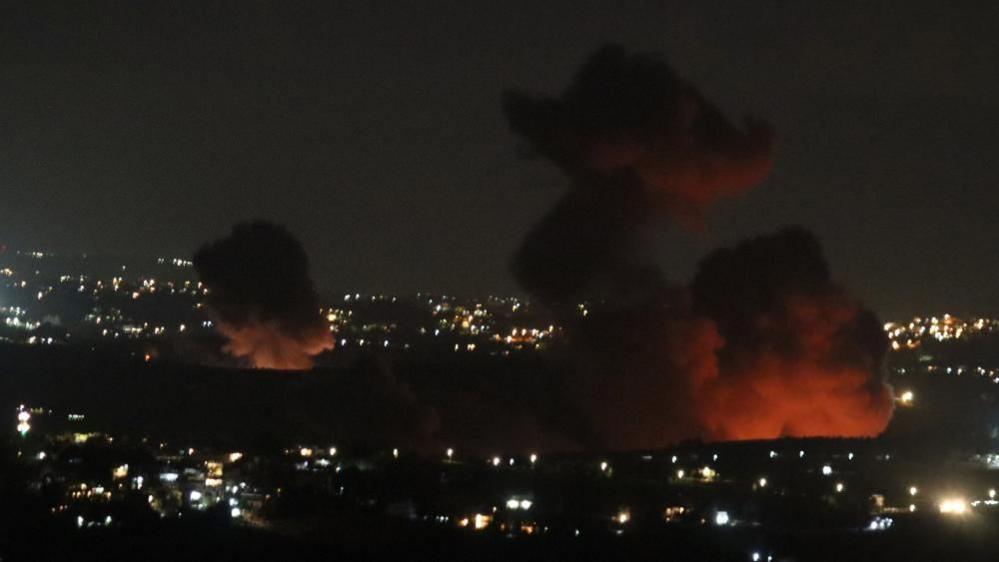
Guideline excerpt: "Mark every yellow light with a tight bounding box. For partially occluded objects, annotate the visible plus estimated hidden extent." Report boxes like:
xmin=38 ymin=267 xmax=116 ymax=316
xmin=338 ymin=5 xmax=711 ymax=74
xmin=473 ymin=513 xmax=491 ymax=530
xmin=112 ymin=465 xmax=129 ymax=480
xmin=299 ymin=447 xmax=313 ymax=457
xmin=898 ymin=390 xmax=914 ymax=405
xmin=835 ymin=482 xmax=845 ymax=493
xmin=228 ymin=452 xmax=244 ymax=463
xmin=616 ymin=511 xmax=630 ymax=524
xmin=939 ymin=498 xmax=968 ymax=515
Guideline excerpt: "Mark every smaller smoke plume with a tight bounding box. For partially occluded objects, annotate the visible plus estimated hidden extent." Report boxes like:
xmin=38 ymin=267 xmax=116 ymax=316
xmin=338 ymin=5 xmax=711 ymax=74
xmin=193 ymin=221 xmax=333 ymax=370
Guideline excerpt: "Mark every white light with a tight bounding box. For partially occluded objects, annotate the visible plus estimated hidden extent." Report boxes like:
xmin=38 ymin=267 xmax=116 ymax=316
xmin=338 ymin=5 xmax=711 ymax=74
xmin=822 ymin=465 xmax=832 ymax=476
xmin=492 ymin=456 xmax=501 ymax=467
xmin=990 ymin=489 xmax=996 ymax=499
xmin=939 ymin=498 xmax=968 ymax=515
xmin=530 ymin=453 xmax=538 ymax=464
xmin=519 ymin=499 xmax=532 ymax=510
xmin=799 ymin=450 xmax=805 ymax=459
xmin=329 ymin=447 xmax=337 ymax=457
xmin=77 ymin=515 xmax=84 ymax=528
xmin=160 ymin=472 xmax=179 ymax=483
xmin=446 ymin=448 xmax=454 ymax=459
xmin=835 ymin=482 xmax=845 ymax=493
xmin=758 ymin=478 xmax=767 ymax=488
xmin=769 ymin=450 xmax=777 ymax=459
xmin=393 ymin=448 xmax=399 ymax=459
xmin=909 ymin=486 xmax=918 ymax=497
xmin=600 ymin=461 xmax=609 ymax=472
xmin=677 ymin=469 xmax=685 ymax=479
xmin=230 ymin=507 xmax=242 ymax=518
xmin=506 ymin=499 xmax=520 ymax=509
xmin=17 ymin=411 xmax=30 ymax=422
xmin=671 ymin=455 xmax=678 ymax=463
xmin=189 ymin=491 xmax=202 ymax=502
xmin=848 ymin=452 xmax=854 ymax=460
xmin=714 ymin=511 xmax=730 ymax=526
xmin=752 ymin=553 xmax=761 ymax=562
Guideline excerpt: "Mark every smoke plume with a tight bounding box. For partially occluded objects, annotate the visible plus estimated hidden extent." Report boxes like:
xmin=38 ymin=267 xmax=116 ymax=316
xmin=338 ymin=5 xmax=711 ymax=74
xmin=193 ymin=221 xmax=333 ymax=370
xmin=505 ymin=45 xmax=892 ymax=448
xmin=504 ymin=44 xmax=773 ymax=303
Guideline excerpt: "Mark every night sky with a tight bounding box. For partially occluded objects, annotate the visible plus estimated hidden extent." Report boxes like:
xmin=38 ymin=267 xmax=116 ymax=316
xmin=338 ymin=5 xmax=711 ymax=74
xmin=2 ymin=2 xmax=998 ymax=318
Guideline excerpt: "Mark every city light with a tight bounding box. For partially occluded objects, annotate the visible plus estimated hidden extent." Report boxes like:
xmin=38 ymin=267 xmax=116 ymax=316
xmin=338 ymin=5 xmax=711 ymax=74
xmin=822 ymin=465 xmax=833 ymax=476
xmin=835 ymin=483 xmax=845 ymax=493
xmin=529 ymin=453 xmax=538 ymax=465
xmin=758 ymin=478 xmax=768 ymax=488
xmin=939 ymin=498 xmax=968 ymax=515
xmin=446 ymin=448 xmax=454 ymax=460
xmin=714 ymin=511 xmax=730 ymax=526
xmin=909 ymin=486 xmax=918 ymax=497
xmin=898 ymin=390 xmax=914 ymax=406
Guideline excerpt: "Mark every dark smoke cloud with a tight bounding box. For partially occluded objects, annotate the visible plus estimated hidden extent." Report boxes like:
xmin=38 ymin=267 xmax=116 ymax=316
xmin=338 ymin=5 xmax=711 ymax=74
xmin=504 ymin=45 xmax=892 ymax=449
xmin=504 ymin=44 xmax=773 ymax=223
xmin=504 ymin=44 xmax=773 ymax=303
xmin=689 ymin=227 xmax=893 ymax=441
xmin=193 ymin=221 xmax=333 ymax=370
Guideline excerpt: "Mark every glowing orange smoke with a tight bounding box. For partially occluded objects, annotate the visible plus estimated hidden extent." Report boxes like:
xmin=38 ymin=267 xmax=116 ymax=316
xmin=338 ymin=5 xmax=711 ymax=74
xmin=216 ymin=320 xmax=333 ymax=371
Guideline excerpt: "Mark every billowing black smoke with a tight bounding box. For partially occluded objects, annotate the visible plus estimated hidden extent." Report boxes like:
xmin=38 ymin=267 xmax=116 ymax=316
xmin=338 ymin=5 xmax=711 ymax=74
xmin=504 ymin=45 xmax=892 ymax=449
xmin=193 ymin=221 xmax=333 ymax=370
